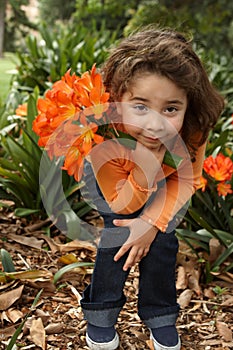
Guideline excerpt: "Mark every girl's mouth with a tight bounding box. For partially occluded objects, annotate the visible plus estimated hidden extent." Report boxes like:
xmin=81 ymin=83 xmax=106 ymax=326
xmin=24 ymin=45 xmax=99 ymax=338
xmin=143 ymin=134 xmax=160 ymax=142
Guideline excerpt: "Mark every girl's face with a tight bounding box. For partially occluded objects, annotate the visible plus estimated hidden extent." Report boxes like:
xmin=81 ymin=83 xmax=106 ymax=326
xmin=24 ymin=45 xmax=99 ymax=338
xmin=118 ymin=73 xmax=188 ymax=150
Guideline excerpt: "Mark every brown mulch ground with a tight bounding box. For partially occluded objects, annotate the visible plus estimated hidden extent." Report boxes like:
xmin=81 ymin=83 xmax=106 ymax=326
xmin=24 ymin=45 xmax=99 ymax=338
xmin=0 ymin=210 xmax=232 ymax=350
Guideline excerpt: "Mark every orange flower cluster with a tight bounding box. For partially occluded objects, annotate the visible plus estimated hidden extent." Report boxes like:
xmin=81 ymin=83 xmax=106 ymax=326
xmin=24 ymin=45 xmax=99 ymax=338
xmin=200 ymin=153 xmax=233 ymax=196
xmin=32 ymin=65 xmax=109 ymax=181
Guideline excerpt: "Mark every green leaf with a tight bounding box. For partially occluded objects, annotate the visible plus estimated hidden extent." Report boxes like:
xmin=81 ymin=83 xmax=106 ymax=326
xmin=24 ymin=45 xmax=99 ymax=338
xmin=0 ymin=157 xmax=18 ymax=171
xmin=22 ymin=129 xmax=42 ymax=165
xmin=53 ymin=262 xmax=94 ymax=284
xmin=207 ymin=130 xmax=229 ymax=154
xmin=14 ymin=208 xmax=41 ymax=217
xmin=176 ymin=233 xmax=202 ymax=257
xmin=1 ymin=136 xmax=39 ymax=189
xmin=73 ymin=201 xmax=92 ymax=218
xmin=195 ymin=190 xmax=225 ymax=229
xmin=176 ymin=229 xmax=209 ymax=252
xmin=0 ymin=167 xmax=28 ymax=187
xmin=64 ymin=182 xmax=84 ymax=198
xmin=0 ymin=177 xmax=34 ymax=208
xmin=212 ymin=242 xmax=233 ymax=268
xmin=216 ymin=195 xmax=233 ymax=234
xmin=39 ymin=158 xmax=65 ymax=215
xmin=0 ymin=249 xmax=15 ymax=272
xmin=176 ymin=228 xmax=211 ymax=243
xmin=163 ymin=151 xmax=183 ymax=169
xmin=26 ymin=35 xmax=40 ymax=59
xmin=214 ymin=229 xmax=233 ymax=245
xmin=188 ymin=207 xmax=227 ymax=246
xmin=25 ymin=92 xmax=40 ymax=139
xmin=59 ymin=211 xmax=94 ymax=241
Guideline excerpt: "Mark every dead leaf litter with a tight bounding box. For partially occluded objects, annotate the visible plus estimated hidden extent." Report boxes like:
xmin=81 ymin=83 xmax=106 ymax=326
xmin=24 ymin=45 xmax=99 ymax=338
xmin=0 ymin=211 xmax=232 ymax=349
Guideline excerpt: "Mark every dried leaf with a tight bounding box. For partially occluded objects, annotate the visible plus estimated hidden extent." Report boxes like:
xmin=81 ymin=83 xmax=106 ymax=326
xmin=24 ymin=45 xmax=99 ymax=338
xmin=0 ymin=325 xmax=17 ymax=339
xmin=0 ymin=285 xmax=24 ymax=310
xmin=43 ymin=236 xmax=96 ymax=253
xmin=6 ymin=308 xmax=24 ymax=323
xmin=0 ymin=280 xmax=17 ymax=292
xmin=27 ymin=280 xmax=56 ymax=293
xmin=188 ymin=302 xmax=201 ymax=313
xmin=8 ymin=233 xmax=44 ymax=249
xmin=176 ymin=266 xmax=188 ymax=290
xmin=0 ymin=270 xmax=53 ymax=284
xmin=202 ymin=302 xmax=210 ymax=314
xmin=216 ymin=321 xmax=233 ymax=342
xmin=146 ymin=339 xmax=154 ymax=350
xmin=1 ymin=310 xmax=11 ymax=323
xmin=40 ymin=236 xmax=59 ymax=254
xmin=45 ymin=322 xmax=64 ymax=334
xmin=188 ymin=268 xmax=202 ymax=296
xmin=35 ymin=309 xmax=50 ymax=325
xmin=178 ymin=289 xmax=193 ymax=309
xmin=177 ymin=254 xmax=202 ymax=295
xmin=58 ymin=253 xmax=78 ymax=264
xmin=25 ymin=219 xmax=51 ymax=232
xmin=204 ymin=287 xmax=215 ymax=299
xmin=209 ymin=238 xmax=224 ymax=264
xmin=222 ymin=296 xmax=233 ymax=306
xmin=69 ymin=284 xmax=82 ymax=303
xmin=210 ymin=271 xmax=233 ymax=283
xmin=30 ymin=317 xmax=46 ymax=349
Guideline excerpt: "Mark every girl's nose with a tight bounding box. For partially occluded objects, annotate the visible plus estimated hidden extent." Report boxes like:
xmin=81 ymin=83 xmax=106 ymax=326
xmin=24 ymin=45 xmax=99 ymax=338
xmin=146 ymin=110 xmax=165 ymax=132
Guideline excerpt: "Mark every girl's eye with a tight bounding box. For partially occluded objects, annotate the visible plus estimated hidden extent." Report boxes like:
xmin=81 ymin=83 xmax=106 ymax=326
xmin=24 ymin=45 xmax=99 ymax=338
xmin=133 ymin=104 xmax=149 ymax=114
xmin=164 ymin=106 xmax=178 ymax=114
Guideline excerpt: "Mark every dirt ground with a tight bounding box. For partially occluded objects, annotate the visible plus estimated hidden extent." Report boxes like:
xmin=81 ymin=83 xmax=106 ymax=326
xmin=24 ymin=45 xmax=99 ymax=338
xmin=0 ymin=210 xmax=232 ymax=350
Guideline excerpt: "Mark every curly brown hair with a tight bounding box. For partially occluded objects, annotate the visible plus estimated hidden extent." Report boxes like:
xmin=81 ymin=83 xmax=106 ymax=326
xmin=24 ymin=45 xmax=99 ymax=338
xmin=102 ymin=28 xmax=225 ymax=157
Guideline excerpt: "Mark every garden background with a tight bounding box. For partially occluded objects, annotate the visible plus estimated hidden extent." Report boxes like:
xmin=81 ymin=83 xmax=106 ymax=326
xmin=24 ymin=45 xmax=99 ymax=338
xmin=0 ymin=1 xmax=232 ymax=349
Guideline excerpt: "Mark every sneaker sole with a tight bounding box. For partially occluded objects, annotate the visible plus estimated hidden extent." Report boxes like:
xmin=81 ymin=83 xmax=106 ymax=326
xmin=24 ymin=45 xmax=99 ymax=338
xmin=151 ymin=332 xmax=181 ymax=350
xmin=86 ymin=332 xmax=119 ymax=349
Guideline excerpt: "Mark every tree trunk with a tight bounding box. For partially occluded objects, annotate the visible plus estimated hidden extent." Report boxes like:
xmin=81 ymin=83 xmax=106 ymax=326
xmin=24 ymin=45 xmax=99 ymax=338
xmin=0 ymin=0 xmax=6 ymax=58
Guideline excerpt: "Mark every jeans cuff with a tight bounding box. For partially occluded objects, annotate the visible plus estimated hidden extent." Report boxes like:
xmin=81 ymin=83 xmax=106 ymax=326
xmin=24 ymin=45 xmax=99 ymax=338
xmin=81 ymin=285 xmax=125 ymax=327
xmin=143 ymin=312 xmax=179 ymax=328
xmin=82 ymin=306 xmax=122 ymax=327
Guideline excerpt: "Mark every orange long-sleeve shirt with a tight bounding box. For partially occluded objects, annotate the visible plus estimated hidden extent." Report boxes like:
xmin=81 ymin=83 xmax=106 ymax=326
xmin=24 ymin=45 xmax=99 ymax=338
xmin=89 ymin=138 xmax=206 ymax=232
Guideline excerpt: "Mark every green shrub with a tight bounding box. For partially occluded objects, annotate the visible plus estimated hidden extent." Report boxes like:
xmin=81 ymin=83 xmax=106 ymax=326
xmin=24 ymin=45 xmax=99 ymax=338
xmin=11 ymin=21 xmax=118 ymax=96
xmin=177 ymin=53 xmax=233 ymax=280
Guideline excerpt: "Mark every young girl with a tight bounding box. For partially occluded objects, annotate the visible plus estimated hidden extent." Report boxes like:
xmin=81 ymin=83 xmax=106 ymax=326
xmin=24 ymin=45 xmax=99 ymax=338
xmin=80 ymin=28 xmax=225 ymax=350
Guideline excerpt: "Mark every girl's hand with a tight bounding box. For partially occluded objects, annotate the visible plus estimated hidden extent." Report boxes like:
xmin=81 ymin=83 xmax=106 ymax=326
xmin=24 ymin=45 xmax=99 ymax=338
xmin=113 ymin=218 xmax=158 ymax=271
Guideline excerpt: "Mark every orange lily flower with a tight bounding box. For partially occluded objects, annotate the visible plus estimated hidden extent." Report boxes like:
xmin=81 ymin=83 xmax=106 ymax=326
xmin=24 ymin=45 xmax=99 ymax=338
xmin=45 ymin=123 xmax=73 ymax=158
xmin=76 ymin=64 xmax=109 ymax=118
xmin=203 ymin=153 xmax=233 ymax=182
xmin=61 ymin=69 xmax=80 ymax=89
xmin=15 ymin=103 xmax=28 ymax=117
xmin=61 ymin=121 xmax=104 ymax=181
xmin=62 ymin=146 xmax=84 ymax=182
xmin=76 ymin=64 xmax=99 ymax=92
xmin=199 ymin=175 xmax=208 ymax=192
xmin=217 ymin=182 xmax=233 ymax=197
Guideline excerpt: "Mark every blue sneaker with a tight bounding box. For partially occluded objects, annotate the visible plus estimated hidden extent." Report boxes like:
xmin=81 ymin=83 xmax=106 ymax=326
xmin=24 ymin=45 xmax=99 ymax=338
xmin=150 ymin=326 xmax=181 ymax=350
xmin=86 ymin=324 xmax=119 ymax=350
